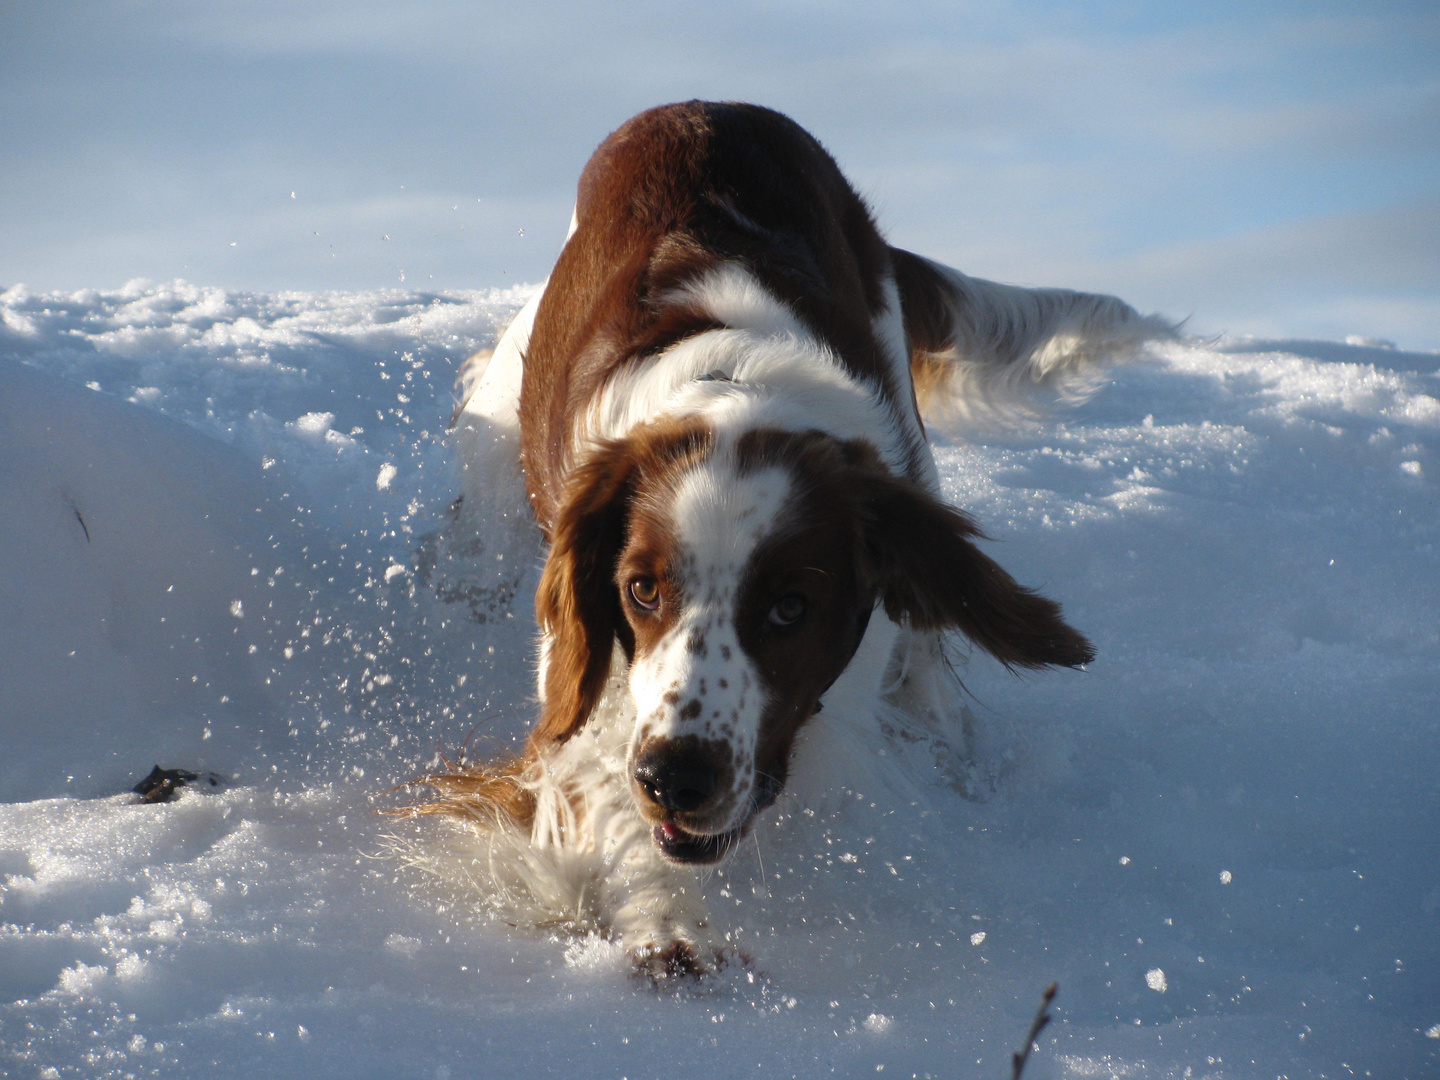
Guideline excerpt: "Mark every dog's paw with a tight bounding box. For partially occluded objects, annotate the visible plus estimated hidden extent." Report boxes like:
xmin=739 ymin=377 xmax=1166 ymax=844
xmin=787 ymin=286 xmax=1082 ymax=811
xmin=630 ymin=939 xmax=710 ymax=982
xmin=628 ymin=940 xmax=754 ymax=985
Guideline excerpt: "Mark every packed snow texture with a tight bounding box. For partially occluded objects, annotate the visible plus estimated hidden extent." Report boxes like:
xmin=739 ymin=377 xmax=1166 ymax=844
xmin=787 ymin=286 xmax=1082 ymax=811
xmin=1 ymin=280 xmax=1437 ymax=1079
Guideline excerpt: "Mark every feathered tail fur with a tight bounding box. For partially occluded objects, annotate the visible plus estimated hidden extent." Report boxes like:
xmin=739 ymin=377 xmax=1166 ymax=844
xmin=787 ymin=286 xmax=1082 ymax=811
xmin=891 ymin=247 xmax=1176 ymax=426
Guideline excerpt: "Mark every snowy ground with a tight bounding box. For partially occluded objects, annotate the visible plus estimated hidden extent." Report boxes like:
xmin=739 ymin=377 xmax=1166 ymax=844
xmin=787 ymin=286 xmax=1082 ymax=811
xmin=1 ymin=280 xmax=1437 ymax=1079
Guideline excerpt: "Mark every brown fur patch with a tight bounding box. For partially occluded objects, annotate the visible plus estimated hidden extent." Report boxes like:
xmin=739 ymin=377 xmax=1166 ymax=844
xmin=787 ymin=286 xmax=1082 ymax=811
xmin=519 ymin=101 xmax=916 ymax=531
xmin=531 ymin=417 xmax=714 ymax=746
xmin=733 ymin=427 xmax=1093 ymax=672
xmin=889 ymin=246 xmax=968 ymax=420
xmin=860 ymin=469 xmax=1095 ymax=669
xmin=386 ymin=751 xmax=537 ymax=830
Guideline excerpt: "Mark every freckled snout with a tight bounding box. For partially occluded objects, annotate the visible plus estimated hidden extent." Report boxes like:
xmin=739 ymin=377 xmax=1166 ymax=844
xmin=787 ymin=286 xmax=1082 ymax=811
xmin=632 ymin=742 xmax=719 ymax=814
xmin=630 ymin=736 xmax=748 ymax=865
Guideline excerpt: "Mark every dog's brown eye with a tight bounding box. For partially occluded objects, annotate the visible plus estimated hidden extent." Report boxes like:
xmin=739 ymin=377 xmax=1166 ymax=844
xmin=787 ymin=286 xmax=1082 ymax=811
xmin=768 ymin=594 xmax=806 ymax=626
xmin=628 ymin=577 xmax=661 ymax=611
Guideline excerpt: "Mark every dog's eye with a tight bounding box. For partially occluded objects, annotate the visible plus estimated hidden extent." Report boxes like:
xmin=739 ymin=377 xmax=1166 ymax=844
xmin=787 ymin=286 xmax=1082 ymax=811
xmin=768 ymin=594 xmax=806 ymax=626
xmin=628 ymin=577 xmax=661 ymax=611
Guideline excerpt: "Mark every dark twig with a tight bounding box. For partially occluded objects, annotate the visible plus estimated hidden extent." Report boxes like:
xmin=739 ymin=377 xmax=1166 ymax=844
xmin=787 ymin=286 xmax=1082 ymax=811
xmin=1011 ymin=982 xmax=1057 ymax=1080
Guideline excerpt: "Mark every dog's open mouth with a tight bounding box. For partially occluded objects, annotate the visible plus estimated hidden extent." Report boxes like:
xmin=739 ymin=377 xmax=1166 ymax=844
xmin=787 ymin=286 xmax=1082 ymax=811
xmin=652 ymin=821 xmax=743 ymax=864
xmin=649 ymin=775 xmax=782 ymax=864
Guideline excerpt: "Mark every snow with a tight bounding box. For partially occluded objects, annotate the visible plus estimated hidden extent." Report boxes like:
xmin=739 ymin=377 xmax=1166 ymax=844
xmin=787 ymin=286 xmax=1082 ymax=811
xmin=2 ymin=280 xmax=1438 ymax=1078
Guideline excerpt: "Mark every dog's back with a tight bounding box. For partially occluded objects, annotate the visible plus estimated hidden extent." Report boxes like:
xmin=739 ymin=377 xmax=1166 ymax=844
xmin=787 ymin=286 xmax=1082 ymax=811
xmin=518 ymin=101 xmax=926 ymax=532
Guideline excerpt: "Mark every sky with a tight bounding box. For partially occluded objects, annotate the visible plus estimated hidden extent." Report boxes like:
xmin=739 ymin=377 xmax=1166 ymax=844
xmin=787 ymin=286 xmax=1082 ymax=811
xmin=2 ymin=0 xmax=1437 ymax=347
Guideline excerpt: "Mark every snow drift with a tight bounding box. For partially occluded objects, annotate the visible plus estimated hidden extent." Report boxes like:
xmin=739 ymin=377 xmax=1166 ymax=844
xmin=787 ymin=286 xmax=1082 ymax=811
xmin=1 ymin=280 xmax=1437 ymax=1079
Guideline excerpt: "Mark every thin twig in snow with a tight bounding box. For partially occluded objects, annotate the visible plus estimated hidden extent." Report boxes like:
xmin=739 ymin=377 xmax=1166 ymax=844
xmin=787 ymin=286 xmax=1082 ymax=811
xmin=1011 ymin=982 xmax=1057 ymax=1080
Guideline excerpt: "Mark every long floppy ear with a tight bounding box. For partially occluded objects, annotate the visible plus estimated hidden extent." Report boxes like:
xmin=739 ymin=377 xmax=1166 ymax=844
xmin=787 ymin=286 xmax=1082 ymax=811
xmin=530 ymin=449 xmax=637 ymax=747
xmin=861 ymin=470 xmax=1094 ymax=670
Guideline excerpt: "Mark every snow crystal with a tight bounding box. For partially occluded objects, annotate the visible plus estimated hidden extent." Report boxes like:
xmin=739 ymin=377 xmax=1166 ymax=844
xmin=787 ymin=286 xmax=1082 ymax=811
xmin=383 ymin=934 xmax=422 ymax=958
xmin=289 ymin=411 xmax=336 ymax=440
xmin=55 ymin=962 xmax=109 ymax=997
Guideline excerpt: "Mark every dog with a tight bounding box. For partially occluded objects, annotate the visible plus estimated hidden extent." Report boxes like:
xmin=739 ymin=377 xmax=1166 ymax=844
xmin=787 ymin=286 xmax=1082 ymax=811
xmin=411 ymin=101 xmax=1168 ymax=977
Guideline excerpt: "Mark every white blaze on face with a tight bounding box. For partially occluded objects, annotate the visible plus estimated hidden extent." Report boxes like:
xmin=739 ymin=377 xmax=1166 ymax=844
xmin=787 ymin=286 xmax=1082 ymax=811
xmin=626 ymin=455 xmax=794 ymax=827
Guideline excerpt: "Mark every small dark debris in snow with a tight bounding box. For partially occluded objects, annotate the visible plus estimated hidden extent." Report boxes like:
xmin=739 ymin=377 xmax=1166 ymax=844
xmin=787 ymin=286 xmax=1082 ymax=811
xmin=133 ymin=765 xmax=224 ymax=803
xmin=1011 ymin=982 xmax=1057 ymax=1080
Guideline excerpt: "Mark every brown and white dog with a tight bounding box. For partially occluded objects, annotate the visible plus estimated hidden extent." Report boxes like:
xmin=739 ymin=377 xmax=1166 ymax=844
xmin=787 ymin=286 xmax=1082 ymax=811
xmin=416 ymin=101 xmax=1168 ymax=976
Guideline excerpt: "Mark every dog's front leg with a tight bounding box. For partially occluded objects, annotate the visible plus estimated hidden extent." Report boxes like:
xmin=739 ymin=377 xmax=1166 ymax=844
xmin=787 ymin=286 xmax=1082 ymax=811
xmin=603 ymin=849 xmax=729 ymax=980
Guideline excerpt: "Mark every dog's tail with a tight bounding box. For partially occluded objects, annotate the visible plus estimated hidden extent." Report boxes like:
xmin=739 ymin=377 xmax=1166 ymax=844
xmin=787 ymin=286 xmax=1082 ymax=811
xmin=890 ymin=247 xmax=1176 ymax=427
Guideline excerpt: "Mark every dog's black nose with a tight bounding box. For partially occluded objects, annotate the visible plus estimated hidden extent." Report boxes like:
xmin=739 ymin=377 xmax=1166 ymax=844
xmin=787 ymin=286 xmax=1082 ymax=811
xmin=633 ymin=747 xmax=717 ymax=813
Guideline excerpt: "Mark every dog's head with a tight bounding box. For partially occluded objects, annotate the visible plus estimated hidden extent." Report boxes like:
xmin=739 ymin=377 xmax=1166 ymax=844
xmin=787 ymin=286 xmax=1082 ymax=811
xmin=533 ymin=418 xmax=1092 ymax=864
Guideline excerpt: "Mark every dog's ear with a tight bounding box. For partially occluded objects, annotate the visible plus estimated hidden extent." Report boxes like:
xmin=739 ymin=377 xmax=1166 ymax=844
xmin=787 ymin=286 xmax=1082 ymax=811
xmin=860 ymin=467 xmax=1094 ymax=670
xmin=531 ymin=447 xmax=636 ymax=747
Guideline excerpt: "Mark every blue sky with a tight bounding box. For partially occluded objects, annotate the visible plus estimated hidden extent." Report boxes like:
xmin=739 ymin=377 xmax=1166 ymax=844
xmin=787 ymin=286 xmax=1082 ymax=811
xmin=2 ymin=0 xmax=1437 ymax=347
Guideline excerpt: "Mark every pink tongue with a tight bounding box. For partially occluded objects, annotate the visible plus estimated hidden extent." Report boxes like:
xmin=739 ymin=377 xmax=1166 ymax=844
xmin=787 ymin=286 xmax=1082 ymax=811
xmin=660 ymin=823 xmax=685 ymax=841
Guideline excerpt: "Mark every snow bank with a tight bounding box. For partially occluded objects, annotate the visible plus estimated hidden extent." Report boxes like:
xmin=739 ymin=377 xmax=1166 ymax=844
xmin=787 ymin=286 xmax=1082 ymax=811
xmin=2 ymin=282 xmax=1437 ymax=1078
